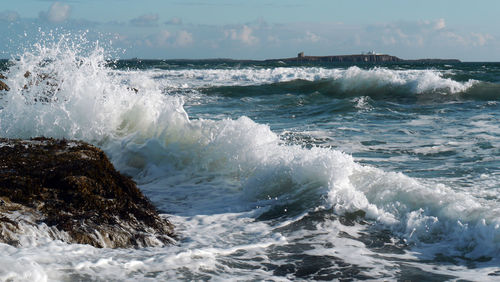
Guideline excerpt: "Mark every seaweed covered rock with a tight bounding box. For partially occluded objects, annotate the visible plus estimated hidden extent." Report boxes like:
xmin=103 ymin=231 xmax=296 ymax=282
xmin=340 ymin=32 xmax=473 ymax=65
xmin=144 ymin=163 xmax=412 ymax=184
xmin=0 ymin=137 xmax=175 ymax=248
xmin=0 ymin=74 xmax=8 ymax=91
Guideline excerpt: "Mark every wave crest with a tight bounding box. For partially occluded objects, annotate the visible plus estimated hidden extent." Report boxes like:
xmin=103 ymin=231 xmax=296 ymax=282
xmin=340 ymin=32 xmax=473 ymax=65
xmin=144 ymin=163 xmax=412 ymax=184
xmin=190 ymin=66 xmax=483 ymax=100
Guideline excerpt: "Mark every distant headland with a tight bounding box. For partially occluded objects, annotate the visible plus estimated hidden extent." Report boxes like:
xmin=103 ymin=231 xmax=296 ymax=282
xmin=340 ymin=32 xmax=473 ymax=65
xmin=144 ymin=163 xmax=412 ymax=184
xmin=265 ymin=52 xmax=461 ymax=64
xmin=115 ymin=52 xmax=461 ymax=64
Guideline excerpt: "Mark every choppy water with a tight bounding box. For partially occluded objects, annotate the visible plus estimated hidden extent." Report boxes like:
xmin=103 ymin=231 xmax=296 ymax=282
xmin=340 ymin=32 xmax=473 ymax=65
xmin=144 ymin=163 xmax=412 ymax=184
xmin=1 ymin=37 xmax=500 ymax=281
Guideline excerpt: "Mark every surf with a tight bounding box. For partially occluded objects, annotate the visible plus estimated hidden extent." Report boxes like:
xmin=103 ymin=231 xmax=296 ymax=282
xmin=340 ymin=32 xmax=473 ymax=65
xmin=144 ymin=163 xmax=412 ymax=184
xmin=1 ymin=34 xmax=500 ymax=280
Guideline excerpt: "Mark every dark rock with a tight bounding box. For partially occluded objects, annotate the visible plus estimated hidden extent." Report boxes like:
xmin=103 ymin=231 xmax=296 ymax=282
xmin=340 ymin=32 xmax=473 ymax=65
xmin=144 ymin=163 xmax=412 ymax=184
xmin=127 ymin=86 xmax=139 ymax=93
xmin=0 ymin=74 xmax=8 ymax=91
xmin=265 ymin=54 xmax=461 ymax=64
xmin=0 ymin=80 xmax=8 ymax=91
xmin=0 ymin=137 xmax=175 ymax=248
xmin=267 ymin=54 xmax=403 ymax=63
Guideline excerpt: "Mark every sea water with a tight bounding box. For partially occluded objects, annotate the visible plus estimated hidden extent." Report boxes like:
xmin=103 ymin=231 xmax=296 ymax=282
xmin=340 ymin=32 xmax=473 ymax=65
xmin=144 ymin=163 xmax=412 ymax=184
xmin=0 ymin=36 xmax=500 ymax=281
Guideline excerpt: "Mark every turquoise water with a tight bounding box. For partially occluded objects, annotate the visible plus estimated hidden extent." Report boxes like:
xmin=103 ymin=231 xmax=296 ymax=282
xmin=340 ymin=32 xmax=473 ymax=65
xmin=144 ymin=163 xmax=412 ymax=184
xmin=1 ymin=42 xmax=500 ymax=281
xmin=176 ymin=61 xmax=500 ymax=190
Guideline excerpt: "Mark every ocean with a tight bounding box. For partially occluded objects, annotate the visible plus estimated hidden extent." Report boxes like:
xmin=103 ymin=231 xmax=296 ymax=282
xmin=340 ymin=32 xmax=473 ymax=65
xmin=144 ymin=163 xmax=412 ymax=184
xmin=1 ymin=39 xmax=500 ymax=281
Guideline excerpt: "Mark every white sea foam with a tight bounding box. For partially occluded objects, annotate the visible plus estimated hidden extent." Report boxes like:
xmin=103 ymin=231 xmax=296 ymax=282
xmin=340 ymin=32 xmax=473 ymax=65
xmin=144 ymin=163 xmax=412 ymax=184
xmin=141 ymin=66 xmax=477 ymax=95
xmin=0 ymin=36 xmax=499 ymax=280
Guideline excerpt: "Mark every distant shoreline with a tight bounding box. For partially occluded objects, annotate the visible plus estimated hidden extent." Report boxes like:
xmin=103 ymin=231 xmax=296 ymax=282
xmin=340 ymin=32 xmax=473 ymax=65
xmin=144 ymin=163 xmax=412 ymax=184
xmin=114 ymin=54 xmax=462 ymax=64
xmin=267 ymin=54 xmax=461 ymax=64
xmin=6 ymin=55 xmax=499 ymax=64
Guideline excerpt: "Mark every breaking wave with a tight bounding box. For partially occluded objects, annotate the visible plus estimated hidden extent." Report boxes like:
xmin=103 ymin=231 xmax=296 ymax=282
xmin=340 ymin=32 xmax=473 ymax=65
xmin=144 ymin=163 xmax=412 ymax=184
xmin=1 ymin=35 xmax=500 ymax=280
xmin=152 ymin=66 xmax=488 ymax=101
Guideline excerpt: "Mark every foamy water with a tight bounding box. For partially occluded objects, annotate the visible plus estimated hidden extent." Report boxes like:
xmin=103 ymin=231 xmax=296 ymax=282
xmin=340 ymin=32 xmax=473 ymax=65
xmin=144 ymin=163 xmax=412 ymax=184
xmin=1 ymin=36 xmax=500 ymax=281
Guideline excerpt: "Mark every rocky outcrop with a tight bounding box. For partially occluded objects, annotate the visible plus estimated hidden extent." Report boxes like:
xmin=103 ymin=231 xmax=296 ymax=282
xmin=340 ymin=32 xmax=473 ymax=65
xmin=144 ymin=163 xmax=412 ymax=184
xmin=0 ymin=74 xmax=8 ymax=91
xmin=267 ymin=54 xmax=403 ymax=63
xmin=0 ymin=137 xmax=175 ymax=248
xmin=265 ymin=54 xmax=461 ymax=64
xmin=0 ymin=81 xmax=8 ymax=91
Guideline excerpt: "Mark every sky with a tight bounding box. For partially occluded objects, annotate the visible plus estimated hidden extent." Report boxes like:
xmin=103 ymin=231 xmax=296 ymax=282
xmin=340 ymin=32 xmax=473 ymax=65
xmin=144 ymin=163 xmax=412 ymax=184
xmin=0 ymin=0 xmax=499 ymax=61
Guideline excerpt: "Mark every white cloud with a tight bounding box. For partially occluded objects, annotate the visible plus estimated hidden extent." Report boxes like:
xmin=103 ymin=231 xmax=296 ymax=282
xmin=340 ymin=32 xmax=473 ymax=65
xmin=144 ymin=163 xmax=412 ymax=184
xmin=441 ymin=31 xmax=466 ymax=45
xmin=39 ymin=2 xmax=71 ymax=23
xmin=0 ymin=10 xmax=20 ymax=22
xmin=305 ymin=31 xmax=320 ymax=42
xmin=151 ymin=30 xmax=193 ymax=47
xmin=434 ymin=18 xmax=446 ymax=30
xmin=165 ymin=17 xmax=183 ymax=25
xmin=368 ymin=19 xmax=462 ymax=47
xmin=394 ymin=28 xmax=408 ymax=39
xmin=293 ymin=30 xmax=321 ymax=43
xmin=130 ymin=13 xmax=159 ymax=27
xmin=415 ymin=35 xmax=424 ymax=46
xmin=471 ymin=33 xmax=493 ymax=46
xmin=225 ymin=25 xmax=258 ymax=45
xmin=156 ymin=30 xmax=171 ymax=46
xmin=175 ymin=30 xmax=194 ymax=46
xmin=65 ymin=17 xmax=498 ymax=60
xmin=382 ymin=35 xmax=396 ymax=45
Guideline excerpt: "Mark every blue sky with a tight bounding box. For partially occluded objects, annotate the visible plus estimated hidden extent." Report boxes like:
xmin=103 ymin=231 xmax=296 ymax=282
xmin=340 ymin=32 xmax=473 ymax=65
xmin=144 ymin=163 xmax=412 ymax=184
xmin=1 ymin=0 xmax=499 ymax=61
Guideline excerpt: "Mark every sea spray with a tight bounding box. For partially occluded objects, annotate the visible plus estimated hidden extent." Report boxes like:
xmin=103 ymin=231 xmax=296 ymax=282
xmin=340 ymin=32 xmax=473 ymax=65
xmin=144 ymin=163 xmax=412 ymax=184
xmin=1 ymin=35 xmax=500 ymax=280
xmin=0 ymin=33 xmax=175 ymax=142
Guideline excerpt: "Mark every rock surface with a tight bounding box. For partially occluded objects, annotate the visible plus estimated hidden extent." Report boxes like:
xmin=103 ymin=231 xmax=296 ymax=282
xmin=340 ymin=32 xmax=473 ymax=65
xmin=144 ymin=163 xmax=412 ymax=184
xmin=267 ymin=54 xmax=403 ymax=63
xmin=265 ymin=54 xmax=461 ymax=64
xmin=0 ymin=74 xmax=8 ymax=91
xmin=0 ymin=137 xmax=175 ymax=248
